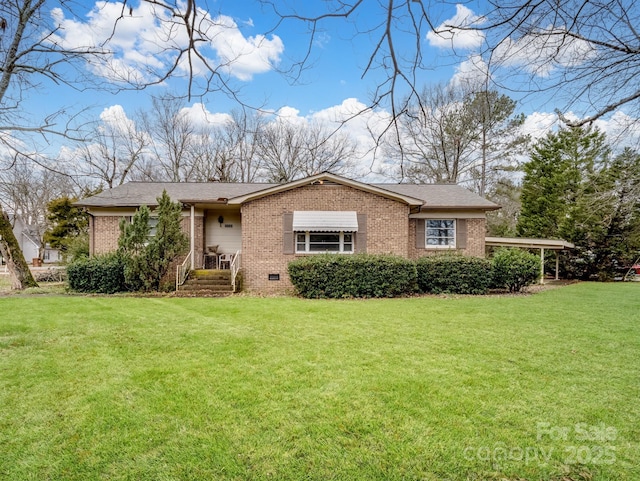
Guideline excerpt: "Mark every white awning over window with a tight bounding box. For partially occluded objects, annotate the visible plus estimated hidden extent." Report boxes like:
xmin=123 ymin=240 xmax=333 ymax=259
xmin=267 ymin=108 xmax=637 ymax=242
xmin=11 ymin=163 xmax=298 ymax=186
xmin=292 ymin=211 xmax=359 ymax=232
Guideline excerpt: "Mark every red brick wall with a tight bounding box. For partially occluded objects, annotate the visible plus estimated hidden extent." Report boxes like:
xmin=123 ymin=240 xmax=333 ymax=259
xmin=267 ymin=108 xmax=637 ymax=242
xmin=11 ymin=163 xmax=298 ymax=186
xmin=92 ymin=216 xmax=123 ymax=254
xmin=241 ymin=184 xmax=410 ymax=293
xmin=91 ymin=214 xmax=204 ymax=263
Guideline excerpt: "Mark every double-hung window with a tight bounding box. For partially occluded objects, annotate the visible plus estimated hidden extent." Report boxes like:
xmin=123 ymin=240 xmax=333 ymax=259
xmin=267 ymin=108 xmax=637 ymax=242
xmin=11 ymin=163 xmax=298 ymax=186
xmin=296 ymin=232 xmax=354 ymax=253
xmin=148 ymin=217 xmax=159 ymax=237
xmin=426 ymin=219 xmax=456 ymax=247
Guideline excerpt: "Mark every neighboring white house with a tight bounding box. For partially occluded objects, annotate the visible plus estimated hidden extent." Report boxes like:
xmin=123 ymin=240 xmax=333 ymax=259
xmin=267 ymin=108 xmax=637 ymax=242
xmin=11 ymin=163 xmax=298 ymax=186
xmin=0 ymin=216 xmax=61 ymax=265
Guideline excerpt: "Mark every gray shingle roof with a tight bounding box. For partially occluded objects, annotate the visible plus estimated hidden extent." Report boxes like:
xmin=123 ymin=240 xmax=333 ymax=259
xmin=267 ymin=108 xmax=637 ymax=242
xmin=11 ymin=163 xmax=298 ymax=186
xmin=76 ymin=182 xmax=278 ymax=207
xmin=373 ymin=184 xmax=500 ymax=209
xmin=77 ymin=179 xmax=499 ymax=210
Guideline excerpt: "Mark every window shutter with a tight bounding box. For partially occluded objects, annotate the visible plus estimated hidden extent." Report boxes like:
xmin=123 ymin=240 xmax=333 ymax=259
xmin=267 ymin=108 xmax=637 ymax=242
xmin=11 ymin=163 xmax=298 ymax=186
xmin=283 ymin=213 xmax=294 ymax=254
xmin=415 ymin=219 xmax=426 ymax=249
xmin=355 ymin=213 xmax=367 ymax=253
xmin=456 ymin=219 xmax=467 ymax=249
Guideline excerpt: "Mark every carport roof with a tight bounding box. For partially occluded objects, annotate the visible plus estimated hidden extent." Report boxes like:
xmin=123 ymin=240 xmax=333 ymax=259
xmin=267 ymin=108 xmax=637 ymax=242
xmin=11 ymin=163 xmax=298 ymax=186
xmin=485 ymin=236 xmax=575 ymax=250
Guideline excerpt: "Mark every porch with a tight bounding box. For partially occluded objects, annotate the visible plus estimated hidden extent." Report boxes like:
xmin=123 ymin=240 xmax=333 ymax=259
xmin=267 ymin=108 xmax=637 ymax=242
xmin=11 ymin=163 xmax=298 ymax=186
xmin=177 ymin=203 xmax=243 ymax=292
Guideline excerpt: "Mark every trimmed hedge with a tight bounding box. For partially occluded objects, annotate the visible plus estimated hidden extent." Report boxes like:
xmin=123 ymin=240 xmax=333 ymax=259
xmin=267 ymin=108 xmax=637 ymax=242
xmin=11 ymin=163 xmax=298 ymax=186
xmin=288 ymin=254 xmax=417 ymax=298
xmin=416 ymin=254 xmax=493 ymax=294
xmin=67 ymin=253 xmax=128 ymax=294
xmin=491 ymin=248 xmax=540 ymax=292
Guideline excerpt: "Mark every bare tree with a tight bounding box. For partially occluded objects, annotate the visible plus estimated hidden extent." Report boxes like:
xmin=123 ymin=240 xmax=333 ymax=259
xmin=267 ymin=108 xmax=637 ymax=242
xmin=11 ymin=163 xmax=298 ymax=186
xmin=189 ymin=126 xmax=228 ymax=182
xmin=256 ymin=120 xmax=305 ymax=183
xmin=76 ymin=108 xmax=149 ymax=189
xmin=142 ymin=95 xmax=197 ymax=182
xmin=386 ymin=84 xmax=479 ymax=184
xmin=0 ymin=153 xmax=74 ymax=287
xmin=223 ymin=109 xmax=266 ymax=183
xmin=0 ymin=0 xmax=284 ymax=287
xmin=256 ymin=118 xmax=359 ymax=183
xmin=260 ymin=1 xmax=640 ymax=127
xmin=299 ymin=122 xmax=359 ymax=178
xmin=0 ymin=154 xmax=75 ymax=252
xmin=477 ymin=0 xmax=640 ymax=126
xmin=465 ymin=89 xmax=528 ymax=196
xmin=384 ymin=83 xmax=527 ymax=189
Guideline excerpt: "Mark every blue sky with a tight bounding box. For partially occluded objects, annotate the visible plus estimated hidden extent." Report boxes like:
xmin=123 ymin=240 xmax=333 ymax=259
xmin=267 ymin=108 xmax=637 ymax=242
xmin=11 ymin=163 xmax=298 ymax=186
xmin=17 ymin=0 xmax=640 ymax=177
xmin=30 ymin=1 xmax=484 ymax=118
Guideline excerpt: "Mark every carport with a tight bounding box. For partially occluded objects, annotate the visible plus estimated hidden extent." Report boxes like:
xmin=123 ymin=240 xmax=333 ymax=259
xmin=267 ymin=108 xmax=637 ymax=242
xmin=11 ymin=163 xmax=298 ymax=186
xmin=485 ymin=237 xmax=575 ymax=284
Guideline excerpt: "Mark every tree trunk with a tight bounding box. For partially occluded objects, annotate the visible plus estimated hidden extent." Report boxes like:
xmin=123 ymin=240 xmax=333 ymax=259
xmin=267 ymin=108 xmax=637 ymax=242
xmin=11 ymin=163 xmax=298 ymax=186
xmin=0 ymin=209 xmax=39 ymax=289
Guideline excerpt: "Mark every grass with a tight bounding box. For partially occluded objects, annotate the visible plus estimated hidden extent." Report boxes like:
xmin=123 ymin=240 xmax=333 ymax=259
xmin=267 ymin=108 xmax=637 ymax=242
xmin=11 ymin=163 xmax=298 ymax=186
xmin=0 ymin=283 xmax=638 ymax=480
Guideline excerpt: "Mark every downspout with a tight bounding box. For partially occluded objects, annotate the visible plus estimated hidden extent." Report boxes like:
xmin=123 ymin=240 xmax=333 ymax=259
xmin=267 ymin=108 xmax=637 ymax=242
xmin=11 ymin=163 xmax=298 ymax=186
xmin=190 ymin=204 xmax=195 ymax=271
xmin=89 ymin=215 xmax=95 ymax=256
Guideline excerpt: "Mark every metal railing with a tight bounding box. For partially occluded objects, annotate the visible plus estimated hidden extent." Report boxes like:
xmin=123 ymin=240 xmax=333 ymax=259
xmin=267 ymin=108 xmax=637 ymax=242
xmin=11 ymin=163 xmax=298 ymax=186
xmin=176 ymin=250 xmax=193 ymax=290
xmin=230 ymin=250 xmax=241 ymax=292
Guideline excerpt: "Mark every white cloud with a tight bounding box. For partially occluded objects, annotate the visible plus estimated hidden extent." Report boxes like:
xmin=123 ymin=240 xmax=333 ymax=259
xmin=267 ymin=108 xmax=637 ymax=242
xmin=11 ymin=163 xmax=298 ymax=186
xmin=520 ymin=111 xmax=561 ymax=141
xmin=494 ymin=26 xmax=596 ymax=77
xmin=594 ymin=111 xmax=640 ymax=149
xmin=427 ymin=5 xmax=485 ymax=50
xmin=205 ymin=14 xmax=284 ymax=81
xmin=180 ymin=103 xmax=232 ymax=127
xmin=308 ymin=98 xmax=393 ymax=179
xmin=520 ymin=110 xmax=640 ymax=149
xmin=48 ymin=2 xmax=284 ymax=85
xmin=450 ymin=55 xmax=490 ymax=89
xmin=99 ymin=104 xmax=137 ymax=132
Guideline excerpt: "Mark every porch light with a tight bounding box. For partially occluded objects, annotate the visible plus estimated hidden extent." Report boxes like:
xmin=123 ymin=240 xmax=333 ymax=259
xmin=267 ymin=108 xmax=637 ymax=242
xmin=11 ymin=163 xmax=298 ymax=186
xmin=218 ymin=215 xmax=224 ymax=226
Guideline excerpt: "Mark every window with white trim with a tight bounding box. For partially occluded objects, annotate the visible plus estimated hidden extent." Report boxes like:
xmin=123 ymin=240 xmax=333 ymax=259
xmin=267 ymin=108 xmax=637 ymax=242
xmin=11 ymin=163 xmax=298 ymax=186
xmin=295 ymin=232 xmax=354 ymax=253
xmin=148 ymin=217 xmax=159 ymax=237
xmin=426 ymin=219 xmax=456 ymax=247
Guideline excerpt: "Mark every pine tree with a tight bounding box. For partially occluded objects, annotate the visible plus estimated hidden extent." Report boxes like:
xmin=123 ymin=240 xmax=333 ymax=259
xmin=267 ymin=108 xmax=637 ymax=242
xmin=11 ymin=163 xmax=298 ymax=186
xmin=517 ymin=126 xmax=640 ymax=279
xmin=44 ymin=197 xmax=89 ymax=254
xmin=118 ymin=191 xmax=188 ymax=291
xmin=518 ymin=126 xmax=609 ymax=240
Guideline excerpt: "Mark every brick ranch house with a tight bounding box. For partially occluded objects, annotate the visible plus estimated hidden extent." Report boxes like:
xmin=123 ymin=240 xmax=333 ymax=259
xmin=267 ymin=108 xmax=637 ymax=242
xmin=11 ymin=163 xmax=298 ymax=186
xmin=77 ymin=172 xmax=500 ymax=293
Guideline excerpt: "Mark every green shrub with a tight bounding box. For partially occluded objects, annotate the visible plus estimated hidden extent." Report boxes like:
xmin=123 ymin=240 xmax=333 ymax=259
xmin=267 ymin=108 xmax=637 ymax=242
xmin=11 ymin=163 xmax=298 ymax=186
xmin=288 ymin=254 xmax=417 ymax=298
xmin=63 ymin=233 xmax=90 ymax=263
xmin=416 ymin=254 xmax=493 ymax=295
xmin=491 ymin=248 xmax=540 ymax=292
xmin=67 ymin=253 xmax=128 ymax=294
xmin=118 ymin=191 xmax=188 ymax=291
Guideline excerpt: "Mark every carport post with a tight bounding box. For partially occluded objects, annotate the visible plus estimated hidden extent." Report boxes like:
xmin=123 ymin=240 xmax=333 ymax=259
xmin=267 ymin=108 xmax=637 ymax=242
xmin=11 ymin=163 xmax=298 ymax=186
xmin=555 ymin=251 xmax=559 ymax=280
xmin=190 ymin=204 xmax=195 ymax=271
xmin=540 ymin=248 xmax=545 ymax=285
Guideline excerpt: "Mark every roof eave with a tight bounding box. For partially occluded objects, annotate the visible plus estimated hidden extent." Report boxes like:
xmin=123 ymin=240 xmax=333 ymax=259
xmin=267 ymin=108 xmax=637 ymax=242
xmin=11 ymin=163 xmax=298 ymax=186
xmin=227 ymin=172 xmax=425 ymax=206
xmin=421 ymin=204 xmax=501 ymax=211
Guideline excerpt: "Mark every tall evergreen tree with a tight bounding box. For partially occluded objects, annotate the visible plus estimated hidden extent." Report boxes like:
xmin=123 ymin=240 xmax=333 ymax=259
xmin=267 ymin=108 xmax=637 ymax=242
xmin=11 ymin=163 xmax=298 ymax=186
xmin=518 ymin=126 xmax=640 ymax=279
xmin=118 ymin=191 xmax=188 ymax=291
xmin=518 ymin=126 xmax=609 ymax=240
xmin=44 ymin=197 xmax=89 ymax=254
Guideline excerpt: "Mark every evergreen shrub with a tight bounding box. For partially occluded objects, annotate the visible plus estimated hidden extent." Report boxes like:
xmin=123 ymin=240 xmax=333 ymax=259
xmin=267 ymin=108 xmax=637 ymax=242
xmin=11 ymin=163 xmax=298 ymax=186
xmin=67 ymin=253 xmax=128 ymax=294
xmin=416 ymin=254 xmax=493 ymax=294
xmin=491 ymin=248 xmax=540 ymax=292
xmin=288 ymin=254 xmax=417 ymax=298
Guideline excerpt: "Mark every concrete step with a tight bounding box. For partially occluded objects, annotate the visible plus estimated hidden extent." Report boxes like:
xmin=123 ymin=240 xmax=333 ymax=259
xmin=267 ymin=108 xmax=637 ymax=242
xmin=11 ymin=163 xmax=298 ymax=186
xmin=178 ymin=284 xmax=233 ymax=292
xmin=185 ymin=278 xmax=232 ymax=286
xmin=177 ymin=269 xmax=234 ymax=294
xmin=174 ymin=289 xmax=233 ymax=298
xmin=177 ymin=269 xmax=235 ymax=295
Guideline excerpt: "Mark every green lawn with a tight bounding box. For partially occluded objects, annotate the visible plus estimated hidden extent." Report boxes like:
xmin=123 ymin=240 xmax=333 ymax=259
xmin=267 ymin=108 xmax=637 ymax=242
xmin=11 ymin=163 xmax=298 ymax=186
xmin=0 ymin=283 xmax=638 ymax=480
